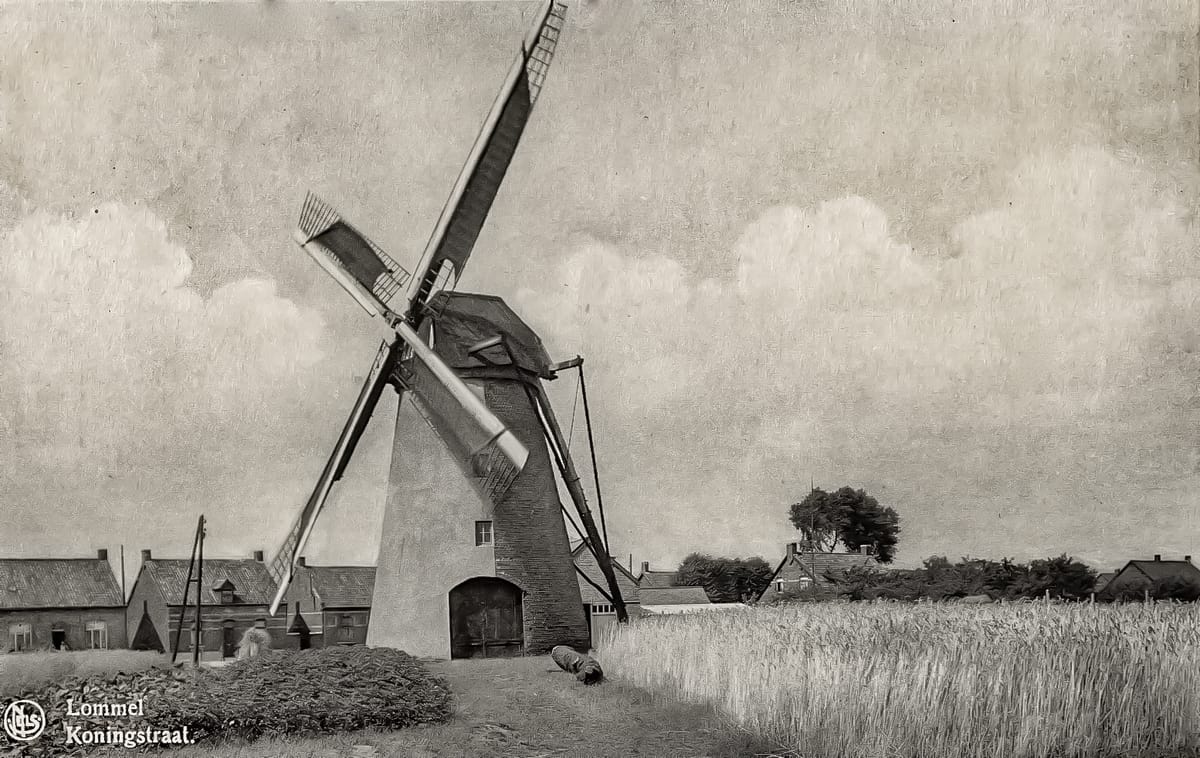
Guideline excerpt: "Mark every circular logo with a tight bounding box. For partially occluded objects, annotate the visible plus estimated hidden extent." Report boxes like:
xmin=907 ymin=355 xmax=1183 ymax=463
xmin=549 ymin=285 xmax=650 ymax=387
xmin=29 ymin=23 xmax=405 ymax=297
xmin=3 ymin=700 xmax=46 ymax=742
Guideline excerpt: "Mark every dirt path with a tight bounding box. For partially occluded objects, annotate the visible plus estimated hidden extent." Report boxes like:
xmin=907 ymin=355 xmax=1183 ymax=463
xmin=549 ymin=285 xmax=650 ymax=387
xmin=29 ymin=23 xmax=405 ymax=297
xmin=180 ymin=656 xmax=784 ymax=758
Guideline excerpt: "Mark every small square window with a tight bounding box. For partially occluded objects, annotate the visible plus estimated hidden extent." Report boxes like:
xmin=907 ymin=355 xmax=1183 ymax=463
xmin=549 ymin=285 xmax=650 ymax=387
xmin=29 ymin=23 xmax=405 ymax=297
xmin=475 ymin=520 xmax=493 ymax=546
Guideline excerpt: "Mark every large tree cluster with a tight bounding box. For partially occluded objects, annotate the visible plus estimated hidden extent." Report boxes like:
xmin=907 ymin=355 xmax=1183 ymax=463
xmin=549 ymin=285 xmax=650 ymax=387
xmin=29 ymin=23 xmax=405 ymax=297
xmin=788 ymin=487 xmax=901 ymax=563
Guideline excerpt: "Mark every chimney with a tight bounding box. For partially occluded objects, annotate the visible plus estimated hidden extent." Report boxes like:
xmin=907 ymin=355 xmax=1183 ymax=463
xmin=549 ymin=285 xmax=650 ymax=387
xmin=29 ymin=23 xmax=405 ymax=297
xmin=1154 ymin=554 xmax=1162 ymax=562
xmin=859 ymin=545 xmax=870 ymax=555
xmin=141 ymin=549 xmax=152 ymax=562
xmin=253 ymin=550 xmax=264 ymax=562
xmin=297 ymin=556 xmax=307 ymax=567
xmin=1186 ymin=555 xmax=1192 ymax=563
xmin=787 ymin=542 xmax=798 ymax=559
xmin=97 ymin=549 xmax=108 ymax=561
xmin=640 ymin=561 xmax=649 ymax=575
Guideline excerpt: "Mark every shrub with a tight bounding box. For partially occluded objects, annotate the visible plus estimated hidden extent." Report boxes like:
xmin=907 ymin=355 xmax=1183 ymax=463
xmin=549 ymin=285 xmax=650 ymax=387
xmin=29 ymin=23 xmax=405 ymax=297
xmin=234 ymin=627 xmax=271 ymax=660
xmin=6 ymin=646 xmax=452 ymax=755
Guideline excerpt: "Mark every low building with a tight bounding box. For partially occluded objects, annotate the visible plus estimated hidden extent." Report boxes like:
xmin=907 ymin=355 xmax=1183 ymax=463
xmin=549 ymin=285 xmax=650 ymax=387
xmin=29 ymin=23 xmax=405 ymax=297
xmin=637 ymin=585 xmax=719 ymax=614
xmin=125 ymin=549 xmax=282 ymax=658
xmin=0 ymin=550 xmax=127 ymax=652
xmin=280 ymin=558 xmax=375 ymax=649
xmin=570 ymin=543 xmax=641 ymax=645
xmin=636 ymin=561 xmax=679 ymax=589
xmin=757 ymin=543 xmax=881 ymax=603
xmin=1098 ymin=554 xmax=1199 ymax=600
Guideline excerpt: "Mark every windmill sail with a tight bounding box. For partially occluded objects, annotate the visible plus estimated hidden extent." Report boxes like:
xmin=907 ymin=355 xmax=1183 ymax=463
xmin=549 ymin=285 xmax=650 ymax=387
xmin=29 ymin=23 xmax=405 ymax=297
xmin=295 ymin=192 xmax=412 ymax=318
xmin=407 ymin=1 xmax=568 ymax=317
xmin=393 ymin=320 xmax=528 ymax=502
xmin=267 ymin=339 xmax=402 ymax=615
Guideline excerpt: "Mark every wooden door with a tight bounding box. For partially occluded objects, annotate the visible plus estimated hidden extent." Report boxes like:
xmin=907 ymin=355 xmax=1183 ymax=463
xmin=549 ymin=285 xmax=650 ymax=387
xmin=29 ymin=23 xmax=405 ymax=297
xmin=448 ymin=577 xmax=523 ymax=659
xmin=222 ymin=622 xmax=236 ymax=658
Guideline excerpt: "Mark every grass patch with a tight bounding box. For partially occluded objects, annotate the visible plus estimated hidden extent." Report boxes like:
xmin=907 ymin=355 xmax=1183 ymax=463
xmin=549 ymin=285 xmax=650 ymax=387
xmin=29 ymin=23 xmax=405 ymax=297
xmin=0 ymin=649 xmax=166 ymax=698
xmin=599 ymin=601 xmax=1200 ymax=758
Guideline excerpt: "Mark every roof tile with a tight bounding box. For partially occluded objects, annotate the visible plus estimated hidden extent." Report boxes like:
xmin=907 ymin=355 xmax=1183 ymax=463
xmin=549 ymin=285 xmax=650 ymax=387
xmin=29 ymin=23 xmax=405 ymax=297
xmin=143 ymin=559 xmax=276 ymax=606
xmin=0 ymin=559 xmax=123 ymax=609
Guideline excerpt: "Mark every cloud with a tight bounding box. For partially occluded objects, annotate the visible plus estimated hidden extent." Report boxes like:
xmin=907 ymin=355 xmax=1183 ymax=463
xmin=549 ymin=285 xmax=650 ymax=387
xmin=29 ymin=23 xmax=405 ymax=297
xmin=0 ymin=203 xmax=329 ymax=478
xmin=515 ymin=146 xmax=1200 ymax=565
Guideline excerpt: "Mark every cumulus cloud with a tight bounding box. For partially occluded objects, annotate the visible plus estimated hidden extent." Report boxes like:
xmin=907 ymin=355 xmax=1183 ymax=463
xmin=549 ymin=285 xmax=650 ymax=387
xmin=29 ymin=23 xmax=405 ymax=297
xmin=516 ymin=146 xmax=1200 ymax=565
xmin=0 ymin=203 xmax=329 ymax=479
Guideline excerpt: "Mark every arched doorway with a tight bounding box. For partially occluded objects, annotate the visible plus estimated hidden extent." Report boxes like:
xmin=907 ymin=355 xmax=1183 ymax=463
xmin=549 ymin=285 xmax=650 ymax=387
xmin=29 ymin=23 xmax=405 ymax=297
xmin=448 ymin=577 xmax=523 ymax=659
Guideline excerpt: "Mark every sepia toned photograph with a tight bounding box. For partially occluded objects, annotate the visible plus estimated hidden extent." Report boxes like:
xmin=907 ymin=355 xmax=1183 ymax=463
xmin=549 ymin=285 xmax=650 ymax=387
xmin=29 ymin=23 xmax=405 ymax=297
xmin=0 ymin=1 xmax=1197 ymax=756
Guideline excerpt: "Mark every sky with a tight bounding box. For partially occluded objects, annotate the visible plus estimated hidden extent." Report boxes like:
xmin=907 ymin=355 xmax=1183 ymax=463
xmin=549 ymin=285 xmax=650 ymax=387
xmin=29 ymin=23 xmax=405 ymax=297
xmin=0 ymin=1 xmax=1197 ymax=585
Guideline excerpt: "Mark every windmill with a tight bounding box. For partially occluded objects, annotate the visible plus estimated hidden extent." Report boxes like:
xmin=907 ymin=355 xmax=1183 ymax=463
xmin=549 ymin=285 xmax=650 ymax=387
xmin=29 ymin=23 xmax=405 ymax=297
xmin=266 ymin=1 xmax=629 ymax=659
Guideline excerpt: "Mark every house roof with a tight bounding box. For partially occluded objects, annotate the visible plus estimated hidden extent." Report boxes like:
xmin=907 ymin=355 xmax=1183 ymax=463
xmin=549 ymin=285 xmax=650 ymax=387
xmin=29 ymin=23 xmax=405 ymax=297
xmin=569 ymin=542 xmax=641 ymax=585
xmin=140 ymin=559 xmax=277 ymax=605
xmin=759 ymin=548 xmax=881 ymax=601
xmin=0 ymin=559 xmax=124 ymax=609
xmin=1094 ymin=572 xmax=1116 ymax=591
xmin=638 ymin=586 xmax=711 ymax=605
xmin=637 ymin=570 xmax=679 ymax=589
xmin=300 ymin=565 xmax=376 ymax=608
xmin=1124 ymin=559 xmax=1200 ymax=584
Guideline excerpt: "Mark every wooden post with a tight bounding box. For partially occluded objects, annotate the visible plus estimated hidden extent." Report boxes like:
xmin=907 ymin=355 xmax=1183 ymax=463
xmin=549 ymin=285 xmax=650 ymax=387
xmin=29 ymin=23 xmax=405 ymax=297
xmin=531 ymin=383 xmax=628 ymax=623
xmin=193 ymin=515 xmax=205 ymax=667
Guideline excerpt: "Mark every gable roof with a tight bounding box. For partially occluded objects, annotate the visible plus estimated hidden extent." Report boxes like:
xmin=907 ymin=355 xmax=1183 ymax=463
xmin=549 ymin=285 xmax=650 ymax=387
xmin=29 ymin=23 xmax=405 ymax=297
xmin=637 ymin=570 xmax=679 ymax=589
xmin=1122 ymin=559 xmax=1200 ymax=584
xmin=569 ymin=542 xmax=641 ymax=585
xmin=638 ymin=586 xmax=711 ymax=605
xmin=140 ymin=559 xmax=276 ymax=605
xmin=0 ymin=559 xmax=124 ymax=609
xmin=758 ymin=548 xmax=881 ymax=601
xmin=300 ymin=565 xmax=376 ymax=608
xmin=1094 ymin=572 xmax=1117 ymax=592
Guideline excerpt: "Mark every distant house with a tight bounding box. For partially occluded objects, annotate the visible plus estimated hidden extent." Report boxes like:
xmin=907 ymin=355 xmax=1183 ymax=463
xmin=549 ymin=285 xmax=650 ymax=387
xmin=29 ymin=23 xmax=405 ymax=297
xmin=280 ymin=558 xmax=375 ymax=649
xmin=637 ymin=586 xmax=721 ymax=615
xmin=757 ymin=543 xmax=881 ymax=603
xmin=636 ymin=561 xmax=679 ymax=589
xmin=1098 ymin=555 xmax=1199 ymax=600
xmin=0 ymin=550 xmax=127 ymax=652
xmin=570 ymin=543 xmax=641 ymax=644
xmin=1094 ymin=572 xmax=1117 ymax=594
xmin=125 ymin=549 xmax=283 ymax=658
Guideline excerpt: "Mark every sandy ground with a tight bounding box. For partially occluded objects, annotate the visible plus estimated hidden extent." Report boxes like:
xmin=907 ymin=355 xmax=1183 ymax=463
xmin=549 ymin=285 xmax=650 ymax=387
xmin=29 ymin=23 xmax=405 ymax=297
xmin=174 ymin=655 xmax=786 ymax=758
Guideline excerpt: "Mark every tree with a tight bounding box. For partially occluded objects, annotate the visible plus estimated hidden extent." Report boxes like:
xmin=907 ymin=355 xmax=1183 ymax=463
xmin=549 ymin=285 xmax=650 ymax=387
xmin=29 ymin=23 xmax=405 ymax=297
xmin=1009 ymin=555 xmax=1096 ymax=600
xmin=788 ymin=486 xmax=902 ymax=563
xmin=1152 ymin=576 xmax=1200 ymax=602
xmin=787 ymin=489 xmax=841 ymax=551
xmin=676 ymin=553 xmax=774 ymax=603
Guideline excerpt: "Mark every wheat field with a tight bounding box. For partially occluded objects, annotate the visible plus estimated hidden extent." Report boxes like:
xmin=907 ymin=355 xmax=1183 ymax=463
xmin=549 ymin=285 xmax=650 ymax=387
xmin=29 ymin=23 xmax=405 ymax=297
xmin=598 ymin=601 xmax=1200 ymax=758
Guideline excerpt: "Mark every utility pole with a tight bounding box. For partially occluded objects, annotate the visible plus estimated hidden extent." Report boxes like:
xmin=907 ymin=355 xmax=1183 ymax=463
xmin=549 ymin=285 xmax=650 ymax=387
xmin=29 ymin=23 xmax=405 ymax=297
xmin=171 ymin=516 xmax=204 ymax=665
xmin=194 ymin=515 xmax=205 ymax=668
xmin=119 ymin=545 xmax=126 ymax=601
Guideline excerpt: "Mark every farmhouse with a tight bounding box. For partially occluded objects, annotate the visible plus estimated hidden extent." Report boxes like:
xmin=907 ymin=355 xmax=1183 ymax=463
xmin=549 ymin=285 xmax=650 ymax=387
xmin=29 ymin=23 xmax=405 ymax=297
xmin=569 ymin=543 xmax=641 ymax=643
xmin=757 ymin=543 xmax=881 ymax=603
xmin=0 ymin=550 xmax=126 ymax=652
xmin=1097 ymin=554 xmax=1199 ymax=600
xmin=280 ymin=558 xmax=375 ymax=649
xmin=125 ymin=549 xmax=283 ymax=658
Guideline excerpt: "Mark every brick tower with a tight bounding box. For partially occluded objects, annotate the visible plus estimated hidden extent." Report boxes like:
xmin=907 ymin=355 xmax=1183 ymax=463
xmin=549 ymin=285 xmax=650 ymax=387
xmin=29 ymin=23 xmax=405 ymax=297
xmin=367 ymin=292 xmax=589 ymax=658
